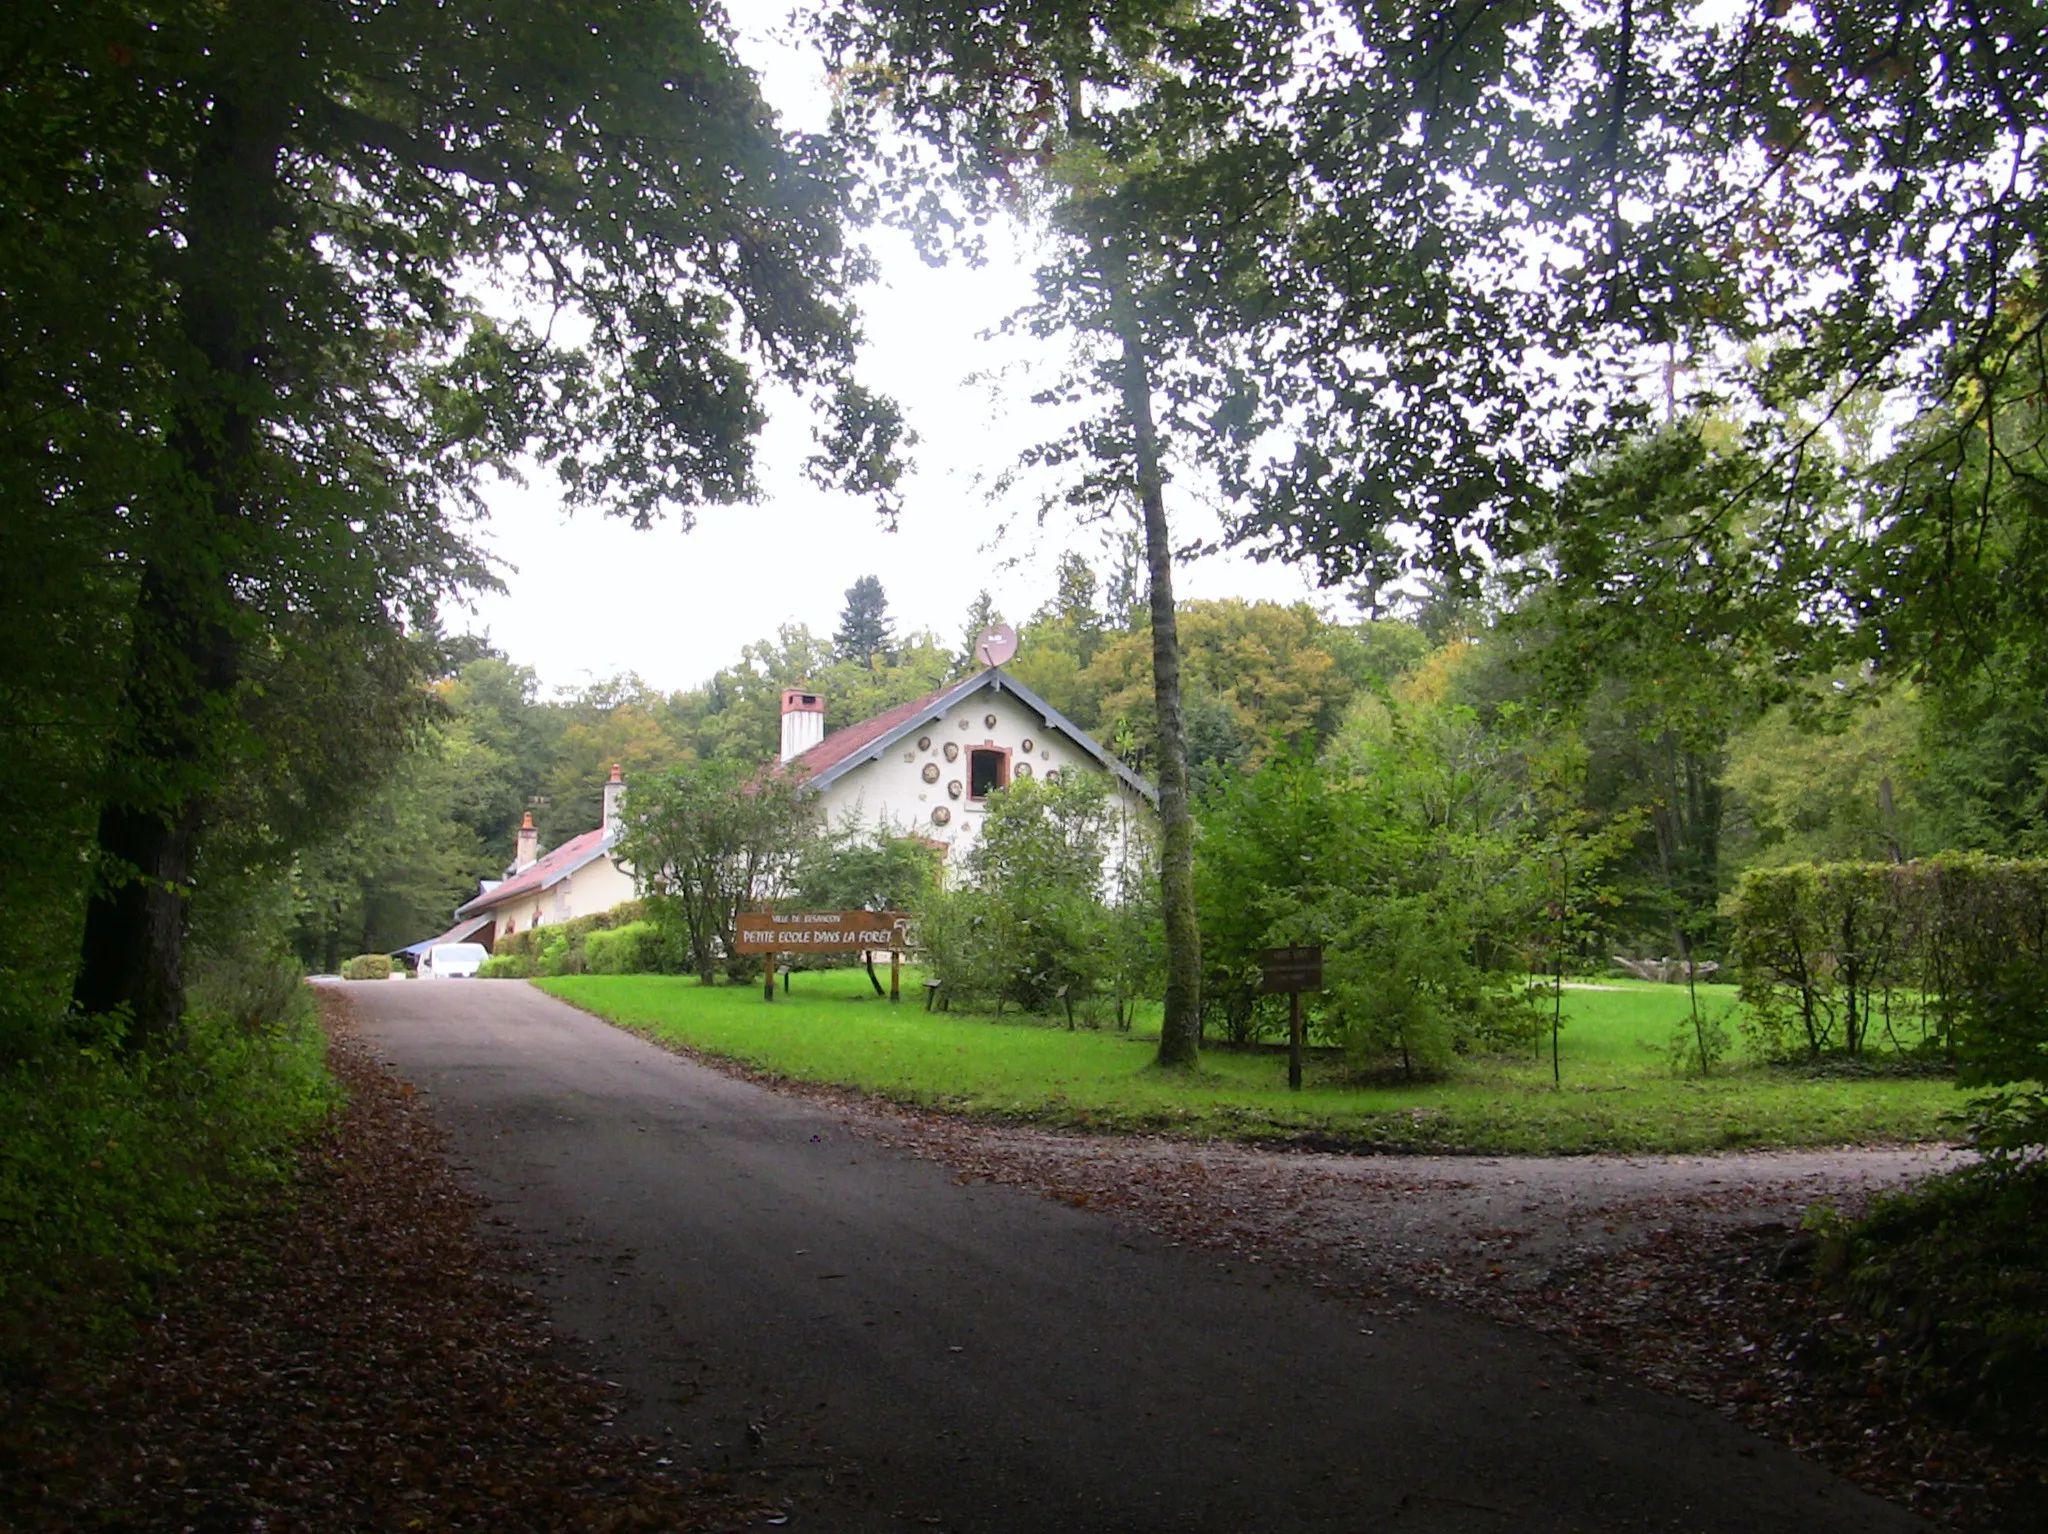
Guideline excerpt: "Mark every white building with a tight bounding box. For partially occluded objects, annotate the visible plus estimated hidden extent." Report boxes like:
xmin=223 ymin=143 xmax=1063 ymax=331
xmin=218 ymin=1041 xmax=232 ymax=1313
xmin=777 ymin=666 xmax=1156 ymax=864
xmin=417 ymin=764 xmax=639 ymax=954
xmin=407 ymin=670 xmax=1155 ymax=959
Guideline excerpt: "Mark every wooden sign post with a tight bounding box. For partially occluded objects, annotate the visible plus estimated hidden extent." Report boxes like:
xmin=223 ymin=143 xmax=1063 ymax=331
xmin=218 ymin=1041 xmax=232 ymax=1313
xmin=734 ymin=911 xmax=914 ymax=1003
xmin=1260 ymin=945 xmax=1324 ymax=1091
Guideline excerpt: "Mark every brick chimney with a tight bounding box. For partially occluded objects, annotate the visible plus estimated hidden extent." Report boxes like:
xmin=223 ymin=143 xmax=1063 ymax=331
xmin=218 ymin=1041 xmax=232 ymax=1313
xmin=514 ymin=811 xmax=538 ymax=873
xmin=780 ymin=687 xmax=825 ymax=762
xmin=601 ymin=763 xmax=626 ymax=836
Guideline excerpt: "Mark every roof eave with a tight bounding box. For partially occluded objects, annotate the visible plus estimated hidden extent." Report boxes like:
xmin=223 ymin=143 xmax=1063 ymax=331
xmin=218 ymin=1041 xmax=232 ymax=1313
xmin=986 ymin=670 xmax=1160 ymax=807
xmin=455 ymin=832 xmax=619 ymax=917
xmin=804 ymin=675 xmax=990 ymax=793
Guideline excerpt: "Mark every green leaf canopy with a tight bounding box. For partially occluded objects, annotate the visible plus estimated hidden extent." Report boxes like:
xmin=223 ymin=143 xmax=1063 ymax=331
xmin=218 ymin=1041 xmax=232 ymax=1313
xmin=5 ymin=0 xmax=904 ymax=1040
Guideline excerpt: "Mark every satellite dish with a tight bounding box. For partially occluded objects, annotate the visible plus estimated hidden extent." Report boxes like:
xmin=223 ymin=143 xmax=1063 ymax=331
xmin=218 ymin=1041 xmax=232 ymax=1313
xmin=974 ymin=623 xmax=1018 ymax=668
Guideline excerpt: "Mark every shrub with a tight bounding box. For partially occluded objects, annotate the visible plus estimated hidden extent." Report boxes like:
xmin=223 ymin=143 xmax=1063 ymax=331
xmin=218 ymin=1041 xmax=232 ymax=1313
xmin=614 ymin=760 xmax=814 ymax=985
xmin=0 ymin=985 xmax=335 ymax=1318
xmin=793 ymin=824 xmax=940 ymax=916
xmin=1731 ymin=863 xmax=1902 ymax=1057
xmin=339 ymin=953 xmax=393 ymax=981
xmin=917 ymin=774 xmax=1122 ymax=1020
xmin=536 ymin=931 xmax=578 ymax=975
xmin=1843 ymin=1163 xmax=2048 ymax=1432
xmin=1730 ymin=854 xmax=2048 ymax=1060
xmin=1824 ymin=911 xmax=2048 ymax=1438
xmin=785 ymin=825 xmax=944 ymax=986
xmin=1328 ymin=896 xmax=1540 ymax=1078
xmin=1953 ymin=956 xmax=2048 ymax=1163
xmin=484 ymin=901 xmax=656 ymax=978
xmin=1668 ymin=996 xmax=1736 ymax=1077
xmin=189 ymin=939 xmax=319 ymax=1030
xmin=584 ymin=920 xmax=665 ymax=975
xmin=1196 ymin=747 xmax=1538 ymax=1076
xmin=916 ymin=887 xmax=1010 ymax=1010
xmin=0 ymin=864 xmax=335 ymax=1357
xmin=1914 ymin=855 xmax=2048 ymax=1053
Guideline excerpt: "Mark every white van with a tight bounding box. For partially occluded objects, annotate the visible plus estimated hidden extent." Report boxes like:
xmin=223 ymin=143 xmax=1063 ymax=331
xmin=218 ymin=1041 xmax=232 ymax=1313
xmin=421 ymin=941 xmax=489 ymax=979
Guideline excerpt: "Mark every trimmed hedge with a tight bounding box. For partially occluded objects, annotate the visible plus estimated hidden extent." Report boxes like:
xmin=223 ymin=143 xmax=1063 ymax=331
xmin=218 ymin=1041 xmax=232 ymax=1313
xmin=339 ymin=953 xmax=393 ymax=981
xmin=474 ymin=902 xmax=674 ymax=980
xmin=583 ymin=920 xmax=665 ymax=975
xmin=1729 ymin=854 xmax=2048 ymax=1059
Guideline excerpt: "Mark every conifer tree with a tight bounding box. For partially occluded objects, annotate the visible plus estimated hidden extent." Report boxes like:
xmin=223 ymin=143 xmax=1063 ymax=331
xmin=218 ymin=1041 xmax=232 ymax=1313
xmin=959 ymin=590 xmax=1003 ymax=670
xmin=836 ymin=575 xmax=896 ymax=670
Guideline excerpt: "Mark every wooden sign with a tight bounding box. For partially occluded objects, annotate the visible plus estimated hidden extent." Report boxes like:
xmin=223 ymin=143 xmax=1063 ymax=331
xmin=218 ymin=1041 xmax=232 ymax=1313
xmin=1260 ymin=945 xmax=1324 ymax=994
xmin=1261 ymin=945 xmax=1323 ymax=1093
xmin=734 ymin=911 xmax=912 ymax=955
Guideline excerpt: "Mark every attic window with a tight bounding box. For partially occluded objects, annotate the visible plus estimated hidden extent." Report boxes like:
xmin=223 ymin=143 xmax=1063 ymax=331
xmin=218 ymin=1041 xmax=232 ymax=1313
xmin=968 ymin=747 xmax=1009 ymax=799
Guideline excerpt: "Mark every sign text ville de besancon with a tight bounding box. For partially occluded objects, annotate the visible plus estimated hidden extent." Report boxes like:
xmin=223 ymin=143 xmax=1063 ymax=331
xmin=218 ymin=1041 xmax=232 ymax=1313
xmin=734 ymin=911 xmax=913 ymax=954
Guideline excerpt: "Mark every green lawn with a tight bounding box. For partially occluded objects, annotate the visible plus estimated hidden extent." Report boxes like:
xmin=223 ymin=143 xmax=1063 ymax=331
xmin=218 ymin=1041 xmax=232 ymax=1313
xmin=534 ymin=971 xmax=1965 ymax=1155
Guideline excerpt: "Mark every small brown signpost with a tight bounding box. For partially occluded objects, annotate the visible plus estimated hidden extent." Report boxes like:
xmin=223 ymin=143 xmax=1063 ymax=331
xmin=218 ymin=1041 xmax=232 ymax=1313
xmin=734 ymin=911 xmax=914 ymax=1002
xmin=1261 ymin=945 xmax=1324 ymax=1091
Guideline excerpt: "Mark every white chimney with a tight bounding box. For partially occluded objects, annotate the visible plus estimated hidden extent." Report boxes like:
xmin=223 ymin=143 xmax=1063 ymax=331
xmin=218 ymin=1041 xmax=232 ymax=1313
xmin=601 ymin=763 xmax=626 ymax=835
xmin=514 ymin=811 xmax=538 ymax=873
xmin=780 ymin=687 xmax=825 ymax=762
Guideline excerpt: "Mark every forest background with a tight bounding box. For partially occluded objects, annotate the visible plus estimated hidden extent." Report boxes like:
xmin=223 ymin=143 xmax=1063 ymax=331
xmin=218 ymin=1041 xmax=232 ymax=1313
xmin=11 ymin=0 xmax=2047 ymax=1064
xmin=8 ymin=0 xmax=2048 ymax=1457
xmin=303 ymin=552 xmax=2035 ymax=991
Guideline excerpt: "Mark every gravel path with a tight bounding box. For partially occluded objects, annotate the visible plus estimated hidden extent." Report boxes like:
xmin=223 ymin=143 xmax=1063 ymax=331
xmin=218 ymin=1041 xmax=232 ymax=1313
xmin=851 ymin=1119 xmax=1958 ymax=1309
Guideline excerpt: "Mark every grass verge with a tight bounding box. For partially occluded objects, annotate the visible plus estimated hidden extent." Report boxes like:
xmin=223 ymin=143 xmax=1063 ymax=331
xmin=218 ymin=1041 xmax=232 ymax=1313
xmin=538 ymin=970 xmax=1962 ymax=1154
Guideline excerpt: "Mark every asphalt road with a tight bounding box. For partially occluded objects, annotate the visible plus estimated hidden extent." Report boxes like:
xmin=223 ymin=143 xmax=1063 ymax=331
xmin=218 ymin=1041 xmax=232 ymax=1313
xmin=340 ymin=979 xmax=1925 ymax=1534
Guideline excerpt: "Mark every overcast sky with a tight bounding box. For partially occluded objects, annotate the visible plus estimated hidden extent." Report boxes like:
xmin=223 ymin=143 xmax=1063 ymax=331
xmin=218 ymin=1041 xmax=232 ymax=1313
xmin=460 ymin=14 xmax=1339 ymax=698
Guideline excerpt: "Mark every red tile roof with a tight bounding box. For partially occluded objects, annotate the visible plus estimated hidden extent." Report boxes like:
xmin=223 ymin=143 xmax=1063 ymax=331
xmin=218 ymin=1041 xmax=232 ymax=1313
xmin=774 ymin=667 xmax=1157 ymax=806
xmin=785 ymin=685 xmax=953 ymax=779
xmin=457 ymin=826 xmax=610 ymax=917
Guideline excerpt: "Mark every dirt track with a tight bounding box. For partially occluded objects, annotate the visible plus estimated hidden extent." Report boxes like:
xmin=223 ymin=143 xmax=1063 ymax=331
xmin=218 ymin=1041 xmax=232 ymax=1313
xmin=341 ymin=977 xmax=1931 ymax=1533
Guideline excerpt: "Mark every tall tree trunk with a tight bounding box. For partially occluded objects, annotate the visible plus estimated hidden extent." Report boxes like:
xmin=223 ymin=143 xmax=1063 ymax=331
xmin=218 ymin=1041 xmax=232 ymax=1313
xmin=73 ymin=498 xmax=246 ymax=1041
xmin=73 ymin=788 xmax=206 ymax=1040
xmin=72 ymin=77 xmax=285 ymax=1045
xmin=1104 ymin=244 xmax=1202 ymax=1067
